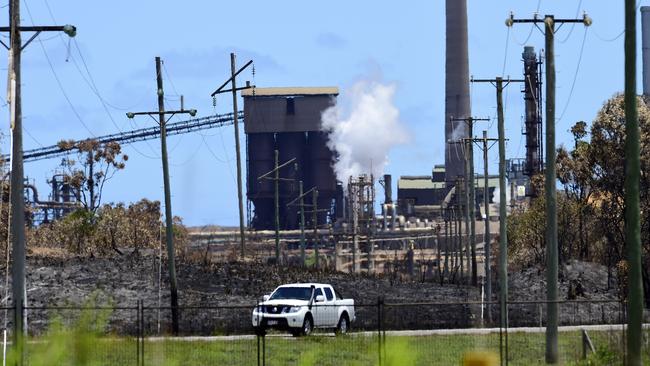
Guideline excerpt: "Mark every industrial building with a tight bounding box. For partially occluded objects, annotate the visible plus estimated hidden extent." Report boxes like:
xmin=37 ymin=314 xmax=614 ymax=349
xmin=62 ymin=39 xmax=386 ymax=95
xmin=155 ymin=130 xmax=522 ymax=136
xmin=242 ymin=87 xmax=341 ymax=230
xmin=397 ymin=165 xmax=498 ymax=220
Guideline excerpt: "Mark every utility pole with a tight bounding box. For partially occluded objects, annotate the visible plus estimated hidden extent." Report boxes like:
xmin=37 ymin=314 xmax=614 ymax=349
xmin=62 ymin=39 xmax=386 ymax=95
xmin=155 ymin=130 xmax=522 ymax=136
xmin=466 ymin=131 xmax=499 ymax=322
xmin=452 ymin=116 xmax=489 ymax=286
xmin=443 ymin=211 xmax=449 ymax=283
xmin=2 ymin=2 xmax=76 ymax=362
xmin=454 ymin=176 xmax=460 ymax=282
xmin=312 ymin=189 xmax=319 ymax=269
xmin=258 ymin=150 xmax=296 ymax=265
xmin=624 ymin=1 xmax=642 ymax=365
xmin=350 ymin=181 xmax=359 ymax=273
xmin=471 ymin=76 xmax=521 ymax=366
xmin=286 ymin=181 xmax=315 ymax=267
xmin=299 ymin=181 xmax=306 ymax=266
xmin=127 ymin=57 xmax=197 ymax=335
xmin=506 ymin=13 xmax=591 ymax=364
xmin=211 ymin=55 xmax=254 ymax=258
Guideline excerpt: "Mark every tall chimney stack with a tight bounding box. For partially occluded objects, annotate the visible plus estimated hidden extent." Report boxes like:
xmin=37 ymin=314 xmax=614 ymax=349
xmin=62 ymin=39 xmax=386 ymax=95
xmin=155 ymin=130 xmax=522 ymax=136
xmin=642 ymin=7 xmax=650 ymax=96
xmin=445 ymin=0 xmax=471 ymax=185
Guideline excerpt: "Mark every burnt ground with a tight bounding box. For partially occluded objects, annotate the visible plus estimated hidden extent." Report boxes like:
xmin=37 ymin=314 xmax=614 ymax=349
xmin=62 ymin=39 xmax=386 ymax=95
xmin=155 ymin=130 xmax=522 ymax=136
xmin=505 ymin=260 xmax=623 ymax=327
xmin=0 ymin=250 xmax=621 ymax=335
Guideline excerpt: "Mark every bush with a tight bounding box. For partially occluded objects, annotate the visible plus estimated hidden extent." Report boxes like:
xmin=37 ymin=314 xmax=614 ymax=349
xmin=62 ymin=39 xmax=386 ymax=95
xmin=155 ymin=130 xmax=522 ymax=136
xmin=27 ymin=199 xmax=177 ymax=257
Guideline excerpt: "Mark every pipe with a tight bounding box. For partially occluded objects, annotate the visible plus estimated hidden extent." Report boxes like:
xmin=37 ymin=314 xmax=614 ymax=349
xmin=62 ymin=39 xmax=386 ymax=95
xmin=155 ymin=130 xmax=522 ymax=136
xmin=24 ymin=184 xmax=77 ymax=207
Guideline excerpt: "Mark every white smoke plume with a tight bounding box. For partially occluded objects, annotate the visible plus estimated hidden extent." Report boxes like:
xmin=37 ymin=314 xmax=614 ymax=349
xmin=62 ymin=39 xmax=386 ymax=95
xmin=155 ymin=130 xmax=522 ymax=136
xmin=321 ymin=80 xmax=409 ymax=182
xmin=492 ymin=183 xmax=511 ymax=205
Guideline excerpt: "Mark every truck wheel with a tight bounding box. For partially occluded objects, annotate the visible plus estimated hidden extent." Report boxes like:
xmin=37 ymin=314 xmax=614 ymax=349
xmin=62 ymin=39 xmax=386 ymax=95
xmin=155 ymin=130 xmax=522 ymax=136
xmin=301 ymin=314 xmax=313 ymax=336
xmin=254 ymin=326 xmax=266 ymax=337
xmin=335 ymin=314 xmax=349 ymax=336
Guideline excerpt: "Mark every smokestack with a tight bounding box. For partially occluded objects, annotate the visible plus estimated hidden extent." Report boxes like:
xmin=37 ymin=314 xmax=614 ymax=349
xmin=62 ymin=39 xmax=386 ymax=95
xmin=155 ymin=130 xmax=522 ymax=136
xmin=383 ymin=174 xmax=392 ymax=204
xmin=522 ymin=46 xmax=542 ymax=179
xmin=642 ymin=7 xmax=650 ymax=96
xmin=445 ymin=0 xmax=471 ymax=184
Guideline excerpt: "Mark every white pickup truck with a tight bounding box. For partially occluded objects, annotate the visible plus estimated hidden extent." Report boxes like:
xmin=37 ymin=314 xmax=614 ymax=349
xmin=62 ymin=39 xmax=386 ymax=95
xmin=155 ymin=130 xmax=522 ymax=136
xmin=252 ymin=283 xmax=355 ymax=336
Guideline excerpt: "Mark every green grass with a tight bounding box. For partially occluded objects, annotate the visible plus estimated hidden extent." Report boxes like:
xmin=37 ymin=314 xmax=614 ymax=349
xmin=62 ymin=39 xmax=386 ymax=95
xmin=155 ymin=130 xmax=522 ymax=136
xmin=17 ymin=329 xmax=647 ymax=365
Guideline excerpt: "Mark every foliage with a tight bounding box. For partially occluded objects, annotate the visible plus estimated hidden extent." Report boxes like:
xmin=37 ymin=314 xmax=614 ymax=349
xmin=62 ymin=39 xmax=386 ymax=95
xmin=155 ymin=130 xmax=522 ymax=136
xmin=168 ymin=215 xmax=190 ymax=258
xmin=57 ymin=139 xmax=128 ymax=213
xmin=507 ymin=190 xmax=545 ymax=267
xmin=7 ymin=328 xmax=644 ymax=365
xmin=128 ymin=199 xmax=161 ymax=252
xmin=508 ymin=94 xmax=650 ymax=301
xmin=28 ymin=199 xmax=167 ymax=256
xmin=7 ymin=298 xmax=112 ymax=366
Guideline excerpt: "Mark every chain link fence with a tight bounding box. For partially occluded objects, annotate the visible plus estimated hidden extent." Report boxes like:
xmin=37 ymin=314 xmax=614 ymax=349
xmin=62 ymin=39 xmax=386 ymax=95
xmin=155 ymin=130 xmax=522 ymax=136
xmin=0 ymin=299 xmax=644 ymax=365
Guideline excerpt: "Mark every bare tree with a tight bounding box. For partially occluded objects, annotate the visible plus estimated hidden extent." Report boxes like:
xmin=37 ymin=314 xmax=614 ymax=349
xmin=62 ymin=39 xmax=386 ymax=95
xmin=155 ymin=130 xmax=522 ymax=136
xmin=57 ymin=139 xmax=128 ymax=213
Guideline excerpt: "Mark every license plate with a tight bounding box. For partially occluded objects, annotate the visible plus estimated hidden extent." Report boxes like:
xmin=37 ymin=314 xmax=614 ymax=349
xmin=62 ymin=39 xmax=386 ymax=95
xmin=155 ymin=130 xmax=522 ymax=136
xmin=267 ymin=320 xmax=278 ymax=326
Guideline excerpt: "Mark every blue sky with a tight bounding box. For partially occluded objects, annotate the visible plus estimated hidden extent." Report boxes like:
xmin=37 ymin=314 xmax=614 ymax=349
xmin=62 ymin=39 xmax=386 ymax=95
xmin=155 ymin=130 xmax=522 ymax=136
xmin=0 ymin=1 xmax=640 ymax=226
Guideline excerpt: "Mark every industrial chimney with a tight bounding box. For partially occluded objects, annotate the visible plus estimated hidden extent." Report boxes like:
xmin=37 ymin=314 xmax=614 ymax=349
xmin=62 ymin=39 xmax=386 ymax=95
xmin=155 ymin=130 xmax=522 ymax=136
xmin=445 ymin=0 xmax=471 ymax=185
xmin=522 ymin=46 xmax=543 ymax=178
xmin=642 ymin=7 xmax=650 ymax=96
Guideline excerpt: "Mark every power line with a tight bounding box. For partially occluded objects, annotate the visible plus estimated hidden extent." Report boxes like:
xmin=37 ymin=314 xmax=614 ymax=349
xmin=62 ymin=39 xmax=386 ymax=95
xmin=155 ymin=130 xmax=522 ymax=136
xmin=200 ymin=134 xmax=228 ymax=163
xmin=557 ymin=0 xmax=584 ymax=44
xmin=23 ymin=0 xmax=96 ymax=137
xmin=23 ymin=126 xmax=43 ymax=147
xmin=162 ymin=61 xmax=180 ymax=97
xmin=39 ymin=0 xmax=156 ymax=160
xmin=510 ymin=0 xmax=542 ymax=46
xmin=501 ymin=26 xmax=510 ymax=77
xmin=557 ymin=28 xmax=589 ymax=124
xmin=592 ymin=0 xmax=642 ymax=42
xmin=168 ymin=137 xmax=204 ymax=167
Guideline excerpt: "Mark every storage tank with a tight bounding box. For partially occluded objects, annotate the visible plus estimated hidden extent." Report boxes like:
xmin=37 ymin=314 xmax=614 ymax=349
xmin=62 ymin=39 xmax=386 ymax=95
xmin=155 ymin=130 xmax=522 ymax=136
xmin=277 ymin=132 xmax=305 ymax=229
xmin=307 ymin=131 xmax=336 ymax=225
xmin=242 ymin=87 xmax=339 ymax=230
xmin=247 ymin=132 xmax=276 ymax=229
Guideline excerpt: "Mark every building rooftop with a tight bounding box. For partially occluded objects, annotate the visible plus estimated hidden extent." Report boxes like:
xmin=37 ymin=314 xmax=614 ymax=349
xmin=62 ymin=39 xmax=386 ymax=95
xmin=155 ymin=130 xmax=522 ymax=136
xmin=242 ymin=87 xmax=339 ymax=97
xmin=398 ymin=175 xmax=499 ymax=190
xmin=398 ymin=176 xmax=446 ymax=190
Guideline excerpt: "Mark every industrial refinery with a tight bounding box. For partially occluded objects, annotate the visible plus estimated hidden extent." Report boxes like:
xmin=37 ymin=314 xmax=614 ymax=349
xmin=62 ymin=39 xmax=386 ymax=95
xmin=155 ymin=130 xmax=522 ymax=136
xmin=5 ymin=0 xmax=549 ymax=275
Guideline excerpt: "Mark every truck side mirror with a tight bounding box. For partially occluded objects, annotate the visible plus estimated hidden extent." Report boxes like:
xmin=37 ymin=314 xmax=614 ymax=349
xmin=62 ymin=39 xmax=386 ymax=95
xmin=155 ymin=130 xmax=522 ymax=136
xmin=315 ymin=295 xmax=325 ymax=303
xmin=262 ymin=295 xmax=270 ymax=302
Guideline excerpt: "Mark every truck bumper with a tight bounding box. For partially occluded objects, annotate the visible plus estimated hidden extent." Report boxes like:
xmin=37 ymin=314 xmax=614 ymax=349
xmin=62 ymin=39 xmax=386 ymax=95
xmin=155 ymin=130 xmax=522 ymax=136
xmin=252 ymin=313 xmax=303 ymax=330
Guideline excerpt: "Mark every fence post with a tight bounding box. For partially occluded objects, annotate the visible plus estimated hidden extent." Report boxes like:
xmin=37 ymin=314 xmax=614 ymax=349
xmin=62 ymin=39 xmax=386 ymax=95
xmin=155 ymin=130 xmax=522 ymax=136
xmin=381 ymin=298 xmax=386 ymax=363
xmin=140 ymin=300 xmax=145 ymax=366
xmin=377 ymin=296 xmax=383 ymax=366
xmin=581 ymin=329 xmax=595 ymax=359
xmin=136 ymin=301 xmax=140 ymax=366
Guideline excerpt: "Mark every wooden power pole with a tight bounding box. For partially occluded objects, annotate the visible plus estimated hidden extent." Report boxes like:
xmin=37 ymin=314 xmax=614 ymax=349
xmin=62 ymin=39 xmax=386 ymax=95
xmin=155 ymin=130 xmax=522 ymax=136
xmin=2 ymin=2 xmax=77 ymax=362
xmin=471 ymin=76 xmax=522 ymax=365
xmin=624 ymin=1 xmax=643 ymax=364
xmin=465 ymin=131 xmax=499 ymax=322
xmin=506 ymin=12 xmax=591 ymax=364
xmin=452 ymin=116 xmax=489 ymax=286
xmin=127 ymin=57 xmax=198 ymax=335
xmin=210 ymin=55 xmax=254 ymax=258
xmin=258 ymin=150 xmax=296 ymax=264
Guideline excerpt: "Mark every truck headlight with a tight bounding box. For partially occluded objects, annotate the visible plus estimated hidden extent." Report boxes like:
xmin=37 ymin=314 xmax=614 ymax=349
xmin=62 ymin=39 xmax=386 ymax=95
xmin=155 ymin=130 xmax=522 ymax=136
xmin=284 ymin=306 xmax=302 ymax=313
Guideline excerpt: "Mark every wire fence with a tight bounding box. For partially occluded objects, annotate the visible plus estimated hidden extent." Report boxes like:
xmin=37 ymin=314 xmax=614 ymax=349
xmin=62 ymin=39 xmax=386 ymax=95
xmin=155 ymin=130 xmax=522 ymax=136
xmin=0 ymin=299 xmax=645 ymax=365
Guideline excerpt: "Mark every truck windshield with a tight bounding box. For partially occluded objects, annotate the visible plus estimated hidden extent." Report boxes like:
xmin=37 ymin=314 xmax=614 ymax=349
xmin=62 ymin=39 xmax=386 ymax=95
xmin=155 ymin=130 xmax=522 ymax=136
xmin=270 ymin=287 xmax=313 ymax=301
